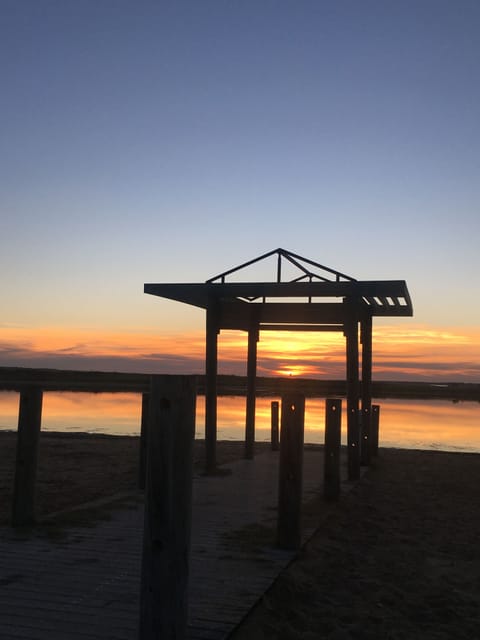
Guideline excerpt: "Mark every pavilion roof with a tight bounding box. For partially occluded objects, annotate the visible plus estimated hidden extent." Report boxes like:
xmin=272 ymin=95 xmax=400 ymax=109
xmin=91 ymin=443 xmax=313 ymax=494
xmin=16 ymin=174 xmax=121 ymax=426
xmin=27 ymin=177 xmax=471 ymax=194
xmin=144 ymin=248 xmax=413 ymax=329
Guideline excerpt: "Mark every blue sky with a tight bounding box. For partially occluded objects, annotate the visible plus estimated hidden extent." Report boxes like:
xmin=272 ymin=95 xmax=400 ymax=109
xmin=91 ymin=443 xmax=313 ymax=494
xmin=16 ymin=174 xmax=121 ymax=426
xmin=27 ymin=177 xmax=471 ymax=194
xmin=1 ymin=1 xmax=479 ymax=375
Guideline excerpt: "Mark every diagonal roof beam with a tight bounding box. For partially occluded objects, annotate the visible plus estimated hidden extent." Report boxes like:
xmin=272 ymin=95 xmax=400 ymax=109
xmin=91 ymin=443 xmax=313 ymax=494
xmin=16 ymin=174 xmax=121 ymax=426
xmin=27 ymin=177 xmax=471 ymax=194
xmin=206 ymin=248 xmax=281 ymax=283
xmin=206 ymin=248 xmax=357 ymax=284
xmin=280 ymin=249 xmax=356 ymax=282
xmin=280 ymin=251 xmax=328 ymax=281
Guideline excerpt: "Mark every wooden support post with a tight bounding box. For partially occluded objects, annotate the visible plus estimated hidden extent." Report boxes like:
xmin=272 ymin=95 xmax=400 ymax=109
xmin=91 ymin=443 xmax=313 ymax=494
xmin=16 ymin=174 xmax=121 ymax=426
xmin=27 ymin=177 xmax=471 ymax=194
xmin=138 ymin=392 xmax=149 ymax=490
xmin=205 ymin=298 xmax=219 ymax=473
xmin=345 ymin=312 xmax=360 ymax=481
xmin=139 ymin=375 xmax=196 ymax=640
xmin=11 ymin=386 xmax=43 ymax=527
xmin=245 ymin=324 xmax=259 ymax=459
xmin=271 ymin=400 xmax=279 ymax=451
xmin=361 ymin=316 xmax=373 ymax=466
xmin=371 ymin=404 xmax=380 ymax=457
xmin=277 ymin=394 xmax=305 ymax=550
xmin=324 ymin=398 xmax=342 ymax=501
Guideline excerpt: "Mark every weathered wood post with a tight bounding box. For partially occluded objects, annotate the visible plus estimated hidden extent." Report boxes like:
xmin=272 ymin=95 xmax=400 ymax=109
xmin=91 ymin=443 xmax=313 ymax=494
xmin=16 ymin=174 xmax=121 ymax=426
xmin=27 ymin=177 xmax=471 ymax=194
xmin=344 ymin=306 xmax=360 ymax=481
xmin=245 ymin=323 xmax=259 ymax=459
xmin=324 ymin=398 xmax=342 ymax=501
xmin=205 ymin=296 xmax=219 ymax=473
xmin=277 ymin=394 xmax=305 ymax=550
xmin=139 ymin=375 xmax=196 ymax=640
xmin=371 ymin=404 xmax=380 ymax=457
xmin=138 ymin=392 xmax=149 ymax=490
xmin=271 ymin=400 xmax=279 ymax=451
xmin=360 ymin=315 xmax=373 ymax=466
xmin=11 ymin=386 xmax=43 ymax=527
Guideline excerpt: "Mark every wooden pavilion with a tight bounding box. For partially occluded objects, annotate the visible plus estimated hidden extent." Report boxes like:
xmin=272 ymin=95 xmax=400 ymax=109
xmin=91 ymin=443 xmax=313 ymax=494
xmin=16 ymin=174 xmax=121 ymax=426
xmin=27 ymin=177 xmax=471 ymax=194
xmin=145 ymin=248 xmax=413 ymax=479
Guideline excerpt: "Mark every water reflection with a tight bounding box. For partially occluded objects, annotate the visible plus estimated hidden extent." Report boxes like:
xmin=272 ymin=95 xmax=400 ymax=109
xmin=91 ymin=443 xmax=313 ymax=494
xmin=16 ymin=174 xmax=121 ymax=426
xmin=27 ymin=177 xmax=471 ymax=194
xmin=0 ymin=391 xmax=478 ymax=453
xmin=0 ymin=391 xmax=141 ymax=434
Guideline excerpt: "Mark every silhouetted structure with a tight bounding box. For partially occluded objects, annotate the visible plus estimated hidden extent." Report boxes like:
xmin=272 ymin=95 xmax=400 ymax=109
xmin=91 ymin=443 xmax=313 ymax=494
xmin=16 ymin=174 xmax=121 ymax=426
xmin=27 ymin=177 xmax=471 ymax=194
xmin=145 ymin=248 xmax=413 ymax=479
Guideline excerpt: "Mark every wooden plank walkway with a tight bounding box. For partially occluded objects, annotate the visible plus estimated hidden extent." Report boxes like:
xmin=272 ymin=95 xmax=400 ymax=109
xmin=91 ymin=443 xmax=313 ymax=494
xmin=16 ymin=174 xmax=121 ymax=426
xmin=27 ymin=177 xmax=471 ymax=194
xmin=0 ymin=449 xmax=348 ymax=639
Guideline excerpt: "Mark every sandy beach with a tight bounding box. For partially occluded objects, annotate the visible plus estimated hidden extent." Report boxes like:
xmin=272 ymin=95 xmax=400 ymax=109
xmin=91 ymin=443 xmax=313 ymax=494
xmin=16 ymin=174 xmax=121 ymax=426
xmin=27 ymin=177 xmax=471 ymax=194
xmin=1 ymin=432 xmax=479 ymax=638
xmin=0 ymin=431 xmax=272 ymax=524
xmin=232 ymin=448 xmax=480 ymax=639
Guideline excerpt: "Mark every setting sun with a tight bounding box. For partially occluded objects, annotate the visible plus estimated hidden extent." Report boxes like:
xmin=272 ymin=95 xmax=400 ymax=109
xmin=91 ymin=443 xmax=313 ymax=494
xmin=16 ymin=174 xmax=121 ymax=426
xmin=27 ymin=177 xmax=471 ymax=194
xmin=276 ymin=364 xmax=318 ymax=377
xmin=1 ymin=323 xmax=480 ymax=382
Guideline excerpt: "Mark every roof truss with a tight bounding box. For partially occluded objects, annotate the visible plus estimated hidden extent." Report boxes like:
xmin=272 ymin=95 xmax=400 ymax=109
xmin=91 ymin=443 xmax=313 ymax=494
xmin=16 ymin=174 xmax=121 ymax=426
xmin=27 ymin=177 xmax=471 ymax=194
xmin=145 ymin=249 xmax=413 ymax=330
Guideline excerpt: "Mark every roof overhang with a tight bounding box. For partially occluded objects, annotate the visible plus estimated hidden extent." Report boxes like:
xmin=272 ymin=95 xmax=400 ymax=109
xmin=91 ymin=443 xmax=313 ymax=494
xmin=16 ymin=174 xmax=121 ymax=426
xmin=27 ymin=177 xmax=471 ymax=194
xmin=144 ymin=280 xmax=413 ymax=331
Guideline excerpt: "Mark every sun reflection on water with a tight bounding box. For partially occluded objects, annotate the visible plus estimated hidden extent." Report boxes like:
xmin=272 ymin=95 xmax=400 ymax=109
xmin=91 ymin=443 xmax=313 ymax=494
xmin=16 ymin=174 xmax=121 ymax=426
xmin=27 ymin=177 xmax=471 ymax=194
xmin=0 ymin=391 xmax=478 ymax=452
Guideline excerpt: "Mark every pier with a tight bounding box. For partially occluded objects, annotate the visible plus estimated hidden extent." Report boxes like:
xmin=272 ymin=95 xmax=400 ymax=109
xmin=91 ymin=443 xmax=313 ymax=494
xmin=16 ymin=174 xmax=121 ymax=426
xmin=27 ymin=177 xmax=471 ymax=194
xmin=0 ymin=446 xmax=350 ymax=639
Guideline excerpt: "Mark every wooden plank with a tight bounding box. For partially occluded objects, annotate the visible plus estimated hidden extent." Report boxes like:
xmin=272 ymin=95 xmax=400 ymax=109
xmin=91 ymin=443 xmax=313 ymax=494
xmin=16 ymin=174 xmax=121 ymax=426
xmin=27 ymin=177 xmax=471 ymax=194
xmin=0 ymin=448 xmax=345 ymax=640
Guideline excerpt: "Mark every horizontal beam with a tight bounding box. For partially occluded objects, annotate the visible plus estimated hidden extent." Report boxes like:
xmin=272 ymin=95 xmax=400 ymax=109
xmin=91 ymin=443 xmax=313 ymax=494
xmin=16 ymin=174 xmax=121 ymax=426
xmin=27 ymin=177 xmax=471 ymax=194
xmin=0 ymin=367 xmax=152 ymax=393
xmin=219 ymin=302 xmax=349 ymax=329
xmin=260 ymin=324 xmax=344 ymax=332
xmin=144 ymin=281 xmax=413 ymax=316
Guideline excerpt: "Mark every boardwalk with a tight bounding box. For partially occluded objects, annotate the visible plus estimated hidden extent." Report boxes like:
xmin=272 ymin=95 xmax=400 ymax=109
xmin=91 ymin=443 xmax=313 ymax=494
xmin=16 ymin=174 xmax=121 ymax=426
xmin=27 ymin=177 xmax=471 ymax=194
xmin=0 ymin=449 xmax=348 ymax=640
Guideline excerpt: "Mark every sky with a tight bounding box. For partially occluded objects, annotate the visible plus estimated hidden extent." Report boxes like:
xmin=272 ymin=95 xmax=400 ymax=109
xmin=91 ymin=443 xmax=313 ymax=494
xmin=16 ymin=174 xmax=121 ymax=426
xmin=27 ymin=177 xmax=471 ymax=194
xmin=1 ymin=1 xmax=479 ymax=381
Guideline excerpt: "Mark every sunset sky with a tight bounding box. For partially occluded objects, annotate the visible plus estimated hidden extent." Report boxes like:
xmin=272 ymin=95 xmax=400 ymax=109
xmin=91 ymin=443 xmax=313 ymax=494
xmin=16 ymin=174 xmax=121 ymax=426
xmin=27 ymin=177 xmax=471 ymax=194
xmin=1 ymin=1 xmax=479 ymax=382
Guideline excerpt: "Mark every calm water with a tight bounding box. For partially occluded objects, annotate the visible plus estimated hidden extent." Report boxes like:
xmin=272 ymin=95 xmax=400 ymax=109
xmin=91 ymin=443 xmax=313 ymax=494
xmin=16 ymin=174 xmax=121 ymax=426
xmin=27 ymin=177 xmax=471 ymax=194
xmin=0 ymin=391 xmax=479 ymax=453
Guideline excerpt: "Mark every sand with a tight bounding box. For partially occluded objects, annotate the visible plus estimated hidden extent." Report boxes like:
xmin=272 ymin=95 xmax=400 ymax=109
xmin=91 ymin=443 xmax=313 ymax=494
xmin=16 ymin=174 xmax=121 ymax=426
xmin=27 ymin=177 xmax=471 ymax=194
xmin=0 ymin=431 xmax=271 ymax=524
xmin=1 ymin=432 xmax=479 ymax=638
xmin=231 ymin=448 xmax=480 ymax=639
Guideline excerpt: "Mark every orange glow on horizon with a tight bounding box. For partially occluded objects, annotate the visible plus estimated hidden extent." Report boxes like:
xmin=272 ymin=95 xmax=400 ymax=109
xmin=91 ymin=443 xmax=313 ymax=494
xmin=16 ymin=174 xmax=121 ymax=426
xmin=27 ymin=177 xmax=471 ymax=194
xmin=259 ymin=330 xmax=344 ymax=355
xmin=1 ymin=323 xmax=480 ymax=382
xmin=276 ymin=364 xmax=320 ymax=377
xmin=0 ymin=325 xmax=205 ymax=360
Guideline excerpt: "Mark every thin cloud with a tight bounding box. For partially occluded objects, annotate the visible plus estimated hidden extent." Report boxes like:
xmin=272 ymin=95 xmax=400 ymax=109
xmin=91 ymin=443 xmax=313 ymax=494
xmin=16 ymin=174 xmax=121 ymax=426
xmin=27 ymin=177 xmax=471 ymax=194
xmin=1 ymin=324 xmax=479 ymax=382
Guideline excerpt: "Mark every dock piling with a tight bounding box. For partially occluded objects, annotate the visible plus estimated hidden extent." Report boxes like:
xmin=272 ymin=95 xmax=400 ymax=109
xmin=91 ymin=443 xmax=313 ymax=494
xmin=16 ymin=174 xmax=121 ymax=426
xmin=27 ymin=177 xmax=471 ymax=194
xmin=324 ymin=398 xmax=342 ymax=501
xmin=371 ymin=404 xmax=380 ymax=457
xmin=139 ymin=375 xmax=196 ymax=640
xmin=271 ymin=400 xmax=279 ymax=451
xmin=11 ymin=386 xmax=43 ymax=527
xmin=277 ymin=394 xmax=305 ymax=550
xmin=138 ymin=392 xmax=149 ymax=490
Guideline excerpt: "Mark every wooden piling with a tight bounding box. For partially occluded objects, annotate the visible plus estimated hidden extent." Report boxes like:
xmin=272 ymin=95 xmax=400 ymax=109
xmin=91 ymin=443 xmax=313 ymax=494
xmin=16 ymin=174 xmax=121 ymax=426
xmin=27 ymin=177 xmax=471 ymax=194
xmin=138 ymin=392 xmax=149 ymax=490
xmin=271 ymin=400 xmax=279 ymax=451
xmin=139 ymin=375 xmax=196 ymax=640
xmin=11 ymin=386 xmax=43 ymax=527
xmin=245 ymin=325 xmax=259 ymax=459
xmin=277 ymin=394 xmax=305 ymax=550
xmin=324 ymin=398 xmax=342 ymax=501
xmin=360 ymin=315 xmax=373 ymax=466
xmin=345 ymin=314 xmax=360 ymax=480
xmin=371 ymin=404 xmax=380 ymax=457
xmin=205 ymin=299 xmax=219 ymax=473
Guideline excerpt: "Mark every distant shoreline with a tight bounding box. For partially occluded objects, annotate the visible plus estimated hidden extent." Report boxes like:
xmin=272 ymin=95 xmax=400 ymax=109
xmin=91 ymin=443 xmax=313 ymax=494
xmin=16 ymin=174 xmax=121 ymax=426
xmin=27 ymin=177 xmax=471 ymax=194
xmin=1 ymin=366 xmax=479 ymax=401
